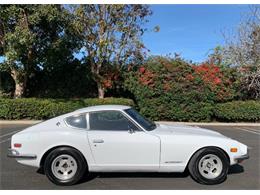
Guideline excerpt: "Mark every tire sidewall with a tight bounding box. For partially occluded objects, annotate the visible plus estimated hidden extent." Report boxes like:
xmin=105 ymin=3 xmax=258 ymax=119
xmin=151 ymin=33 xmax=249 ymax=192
xmin=44 ymin=147 xmax=86 ymax=186
xmin=189 ymin=147 xmax=229 ymax=185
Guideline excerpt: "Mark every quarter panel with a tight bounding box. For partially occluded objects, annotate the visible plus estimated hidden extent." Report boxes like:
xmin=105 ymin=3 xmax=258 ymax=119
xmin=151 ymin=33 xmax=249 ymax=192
xmin=12 ymin=125 xmax=94 ymax=169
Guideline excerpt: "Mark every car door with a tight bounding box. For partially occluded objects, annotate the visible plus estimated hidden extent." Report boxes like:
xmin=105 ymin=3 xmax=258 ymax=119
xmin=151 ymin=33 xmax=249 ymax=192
xmin=87 ymin=110 xmax=160 ymax=172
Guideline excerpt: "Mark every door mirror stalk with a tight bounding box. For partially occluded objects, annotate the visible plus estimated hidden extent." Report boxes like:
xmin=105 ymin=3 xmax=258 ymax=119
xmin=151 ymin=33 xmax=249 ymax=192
xmin=128 ymin=128 xmax=135 ymax=134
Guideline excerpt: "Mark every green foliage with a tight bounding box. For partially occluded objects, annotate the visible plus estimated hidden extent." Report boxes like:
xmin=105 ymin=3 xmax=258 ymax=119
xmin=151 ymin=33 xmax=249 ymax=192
xmin=214 ymin=100 xmax=260 ymax=122
xmin=0 ymin=6 xmax=257 ymax=122
xmin=134 ymin=97 xmax=213 ymax=122
xmin=0 ymin=5 xmax=81 ymax=97
xmin=27 ymin=60 xmax=97 ymax=98
xmin=0 ymin=71 xmax=15 ymax=97
xmin=82 ymin=98 xmax=134 ymax=107
xmin=72 ymin=5 xmax=153 ymax=97
xmin=124 ymin=56 xmax=215 ymax=122
xmin=0 ymin=98 xmax=134 ymax=120
xmin=190 ymin=63 xmax=238 ymax=102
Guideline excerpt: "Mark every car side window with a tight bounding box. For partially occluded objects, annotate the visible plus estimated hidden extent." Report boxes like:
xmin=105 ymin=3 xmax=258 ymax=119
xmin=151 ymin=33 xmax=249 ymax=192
xmin=89 ymin=111 xmax=139 ymax=131
xmin=65 ymin=114 xmax=87 ymax=129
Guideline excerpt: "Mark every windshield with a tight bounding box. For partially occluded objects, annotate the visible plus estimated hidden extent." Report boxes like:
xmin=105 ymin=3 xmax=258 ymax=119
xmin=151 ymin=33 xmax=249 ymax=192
xmin=124 ymin=108 xmax=157 ymax=131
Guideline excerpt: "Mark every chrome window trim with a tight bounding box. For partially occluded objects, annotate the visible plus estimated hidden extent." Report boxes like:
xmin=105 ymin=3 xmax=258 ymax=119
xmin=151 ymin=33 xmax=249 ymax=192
xmin=64 ymin=113 xmax=87 ymax=130
xmin=121 ymin=109 xmax=152 ymax=132
xmin=87 ymin=110 xmax=144 ymax=132
xmin=86 ymin=112 xmax=90 ymax=130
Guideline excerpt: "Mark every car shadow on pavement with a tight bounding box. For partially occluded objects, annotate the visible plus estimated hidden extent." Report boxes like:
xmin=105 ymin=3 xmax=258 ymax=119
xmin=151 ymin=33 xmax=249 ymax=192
xmin=77 ymin=165 xmax=244 ymax=184
xmin=228 ymin=164 xmax=244 ymax=175
xmin=77 ymin=170 xmax=190 ymax=184
xmin=37 ymin=165 xmax=244 ymax=185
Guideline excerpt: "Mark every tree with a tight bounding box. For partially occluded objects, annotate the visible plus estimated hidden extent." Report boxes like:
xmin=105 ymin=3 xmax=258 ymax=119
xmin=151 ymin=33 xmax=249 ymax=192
xmin=0 ymin=5 xmax=77 ymax=98
xmin=223 ymin=6 xmax=260 ymax=99
xmin=207 ymin=46 xmax=225 ymax=66
xmin=72 ymin=5 xmax=152 ymax=98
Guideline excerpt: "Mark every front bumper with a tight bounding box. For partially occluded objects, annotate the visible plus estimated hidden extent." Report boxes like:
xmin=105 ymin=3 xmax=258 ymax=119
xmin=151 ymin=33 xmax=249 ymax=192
xmin=234 ymin=148 xmax=249 ymax=163
xmin=7 ymin=148 xmax=37 ymax=159
xmin=234 ymin=154 xmax=249 ymax=163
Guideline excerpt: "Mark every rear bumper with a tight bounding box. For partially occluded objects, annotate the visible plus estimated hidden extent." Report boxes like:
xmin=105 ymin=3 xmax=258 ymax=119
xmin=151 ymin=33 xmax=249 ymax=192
xmin=7 ymin=148 xmax=37 ymax=159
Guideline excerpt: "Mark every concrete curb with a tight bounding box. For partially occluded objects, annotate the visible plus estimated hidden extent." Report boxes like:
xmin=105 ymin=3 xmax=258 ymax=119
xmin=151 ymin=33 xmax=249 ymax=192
xmin=1 ymin=120 xmax=260 ymax=126
xmin=0 ymin=120 xmax=42 ymax=125
xmin=159 ymin=121 xmax=260 ymax=126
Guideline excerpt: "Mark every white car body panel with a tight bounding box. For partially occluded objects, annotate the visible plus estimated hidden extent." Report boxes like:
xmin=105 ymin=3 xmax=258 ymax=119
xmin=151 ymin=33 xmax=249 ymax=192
xmin=152 ymin=124 xmax=245 ymax=172
xmin=9 ymin=105 xmax=248 ymax=173
xmin=88 ymin=130 xmax=160 ymax=172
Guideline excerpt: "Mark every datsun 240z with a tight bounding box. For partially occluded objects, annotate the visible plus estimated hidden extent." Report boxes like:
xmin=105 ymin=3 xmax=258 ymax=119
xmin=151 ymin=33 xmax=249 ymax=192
xmin=8 ymin=105 xmax=249 ymax=185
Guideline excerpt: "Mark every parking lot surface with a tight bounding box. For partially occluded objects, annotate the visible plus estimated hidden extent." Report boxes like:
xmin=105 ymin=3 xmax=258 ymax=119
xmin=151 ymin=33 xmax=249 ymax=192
xmin=0 ymin=124 xmax=259 ymax=190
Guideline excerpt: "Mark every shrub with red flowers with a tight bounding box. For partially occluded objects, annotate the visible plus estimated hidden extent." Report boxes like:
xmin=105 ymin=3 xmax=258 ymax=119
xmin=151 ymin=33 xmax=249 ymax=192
xmin=187 ymin=63 xmax=236 ymax=102
xmin=138 ymin=67 xmax=156 ymax=87
xmin=124 ymin=57 xmax=214 ymax=121
xmin=97 ymin=64 xmax=121 ymax=94
xmin=124 ymin=57 xmax=239 ymax=122
xmin=101 ymin=72 xmax=119 ymax=89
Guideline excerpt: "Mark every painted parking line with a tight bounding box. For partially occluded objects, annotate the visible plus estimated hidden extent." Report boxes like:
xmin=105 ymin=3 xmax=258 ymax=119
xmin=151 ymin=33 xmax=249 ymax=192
xmin=0 ymin=130 xmax=20 ymax=139
xmin=235 ymin=127 xmax=260 ymax=135
xmin=241 ymin=127 xmax=260 ymax=133
xmin=0 ymin=138 xmax=11 ymax=144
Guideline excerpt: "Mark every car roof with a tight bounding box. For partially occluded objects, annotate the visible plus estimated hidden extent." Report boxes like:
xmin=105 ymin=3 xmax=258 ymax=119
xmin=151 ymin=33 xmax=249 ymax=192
xmin=74 ymin=104 xmax=132 ymax=113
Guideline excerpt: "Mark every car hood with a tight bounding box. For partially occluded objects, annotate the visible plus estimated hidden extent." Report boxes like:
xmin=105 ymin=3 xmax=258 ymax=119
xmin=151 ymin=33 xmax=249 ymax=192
xmin=152 ymin=123 xmax=227 ymax=138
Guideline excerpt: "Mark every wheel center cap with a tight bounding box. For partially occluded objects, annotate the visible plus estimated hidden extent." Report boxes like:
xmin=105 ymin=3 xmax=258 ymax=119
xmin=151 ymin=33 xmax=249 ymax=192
xmin=62 ymin=163 xmax=69 ymax=169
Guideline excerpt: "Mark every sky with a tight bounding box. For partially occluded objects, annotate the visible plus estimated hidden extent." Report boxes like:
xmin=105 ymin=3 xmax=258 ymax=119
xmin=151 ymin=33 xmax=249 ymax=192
xmin=142 ymin=4 xmax=250 ymax=63
xmin=0 ymin=4 xmax=251 ymax=64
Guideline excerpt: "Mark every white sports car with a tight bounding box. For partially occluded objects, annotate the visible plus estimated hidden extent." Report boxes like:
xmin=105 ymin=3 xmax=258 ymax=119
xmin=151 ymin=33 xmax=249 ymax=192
xmin=8 ymin=105 xmax=249 ymax=186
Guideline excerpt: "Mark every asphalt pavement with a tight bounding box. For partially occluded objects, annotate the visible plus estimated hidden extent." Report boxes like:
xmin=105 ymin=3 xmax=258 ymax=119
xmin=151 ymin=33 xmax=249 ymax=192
xmin=0 ymin=124 xmax=259 ymax=190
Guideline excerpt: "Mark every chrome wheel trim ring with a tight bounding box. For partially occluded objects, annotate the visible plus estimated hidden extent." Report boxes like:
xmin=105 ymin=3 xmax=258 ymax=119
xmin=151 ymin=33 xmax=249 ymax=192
xmin=51 ymin=154 xmax=78 ymax=181
xmin=198 ymin=154 xmax=223 ymax=179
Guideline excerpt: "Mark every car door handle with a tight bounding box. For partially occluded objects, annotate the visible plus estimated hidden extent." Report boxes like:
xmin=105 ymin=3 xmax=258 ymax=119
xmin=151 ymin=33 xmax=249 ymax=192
xmin=93 ymin=139 xmax=104 ymax=143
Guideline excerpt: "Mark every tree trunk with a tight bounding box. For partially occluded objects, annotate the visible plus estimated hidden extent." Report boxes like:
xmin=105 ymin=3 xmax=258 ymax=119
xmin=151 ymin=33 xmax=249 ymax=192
xmin=14 ymin=82 xmax=25 ymax=98
xmin=97 ymin=82 xmax=105 ymax=99
xmin=11 ymin=70 xmax=26 ymax=98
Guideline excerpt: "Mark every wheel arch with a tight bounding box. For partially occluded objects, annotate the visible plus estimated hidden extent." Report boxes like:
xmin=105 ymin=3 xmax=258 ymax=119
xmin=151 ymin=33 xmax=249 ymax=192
xmin=185 ymin=146 xmax=230 ymax=170
xmin=39 ymin=145 xmax=88 ymax=171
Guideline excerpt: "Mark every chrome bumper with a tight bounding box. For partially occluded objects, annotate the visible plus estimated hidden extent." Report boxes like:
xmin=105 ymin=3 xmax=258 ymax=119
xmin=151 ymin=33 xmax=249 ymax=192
xmin=7 ymin=148 xmax=37 ymax=159
xmin=235 ymin=154 xmax=249 ymax=163
xmin=234 ymin=148 xmax=249 ymax=163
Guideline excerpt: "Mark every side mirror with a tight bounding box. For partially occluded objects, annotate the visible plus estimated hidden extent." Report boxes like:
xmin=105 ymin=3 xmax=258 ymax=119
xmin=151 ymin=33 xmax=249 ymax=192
xmin=128 ymin=125 xmax=135 ymax=134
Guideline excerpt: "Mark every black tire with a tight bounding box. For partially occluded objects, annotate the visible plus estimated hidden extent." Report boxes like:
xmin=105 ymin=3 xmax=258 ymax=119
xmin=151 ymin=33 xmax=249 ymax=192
xmin=44 ymin=147 xmax=87 ymax=186
xmin=188 ymin=147 xmax=229 ymax=185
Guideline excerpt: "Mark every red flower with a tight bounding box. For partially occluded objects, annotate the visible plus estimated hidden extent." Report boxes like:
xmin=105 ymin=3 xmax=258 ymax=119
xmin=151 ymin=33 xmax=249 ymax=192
xmin=213 ymin=77 xmax=221 ymax=85
xmin=103 ymin=79 xmax=112 ymax=88
xmin=138 ymin=69 xmax=155 ymax=88
xmin=139 ymin=66 xmax=146 ymax=74
xmin=186 ymin=74 xmax=194 ymax=81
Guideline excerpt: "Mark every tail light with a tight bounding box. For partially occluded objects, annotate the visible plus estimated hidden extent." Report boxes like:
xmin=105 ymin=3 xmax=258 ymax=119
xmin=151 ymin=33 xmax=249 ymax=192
xmin=14 ymin=143 xmax=22 ymax=148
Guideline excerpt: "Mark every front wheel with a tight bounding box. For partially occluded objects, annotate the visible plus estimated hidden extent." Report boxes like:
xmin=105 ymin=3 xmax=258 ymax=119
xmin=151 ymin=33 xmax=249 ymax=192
xmin=44 ymin=147 xmax=87 ymax=186
xmin=188 ymin=147 xmax=229 ymax=185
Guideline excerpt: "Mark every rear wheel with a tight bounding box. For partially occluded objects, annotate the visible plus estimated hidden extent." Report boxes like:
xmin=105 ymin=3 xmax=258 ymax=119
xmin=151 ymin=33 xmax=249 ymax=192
xmin=44 ymin=147 xmax=87 ymax=186
xmin=188 ymin=147 xmax=229 ymax=185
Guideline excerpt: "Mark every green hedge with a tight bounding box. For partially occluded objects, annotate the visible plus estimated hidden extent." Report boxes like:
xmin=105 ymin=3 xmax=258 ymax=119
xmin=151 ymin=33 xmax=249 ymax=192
xmin=214 ymin=100 xmax=260 ymax=122
xmin=1 ymin=98 xmax=259 ymax=122
xmin=135 ymin=98 xmax=214 ymax=122
xmin=0 ymin=98 xmax=135 ymax=120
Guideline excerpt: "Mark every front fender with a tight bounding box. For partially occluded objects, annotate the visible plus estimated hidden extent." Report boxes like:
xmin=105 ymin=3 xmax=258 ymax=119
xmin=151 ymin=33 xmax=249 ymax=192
xmin=159 ymin=135 xmax=247 ymax=172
